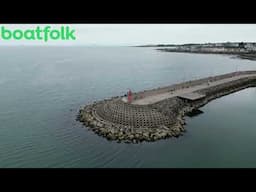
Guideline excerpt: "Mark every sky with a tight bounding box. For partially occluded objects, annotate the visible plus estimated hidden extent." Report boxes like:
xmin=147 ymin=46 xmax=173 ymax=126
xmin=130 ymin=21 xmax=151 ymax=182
xmin=0 ymin=24 xmax=256 ymax=46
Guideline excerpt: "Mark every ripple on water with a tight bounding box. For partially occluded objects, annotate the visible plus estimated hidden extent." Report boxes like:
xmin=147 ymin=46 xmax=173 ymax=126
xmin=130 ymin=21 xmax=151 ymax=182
xmin=1 ymin=47 xmax=256 ymax=167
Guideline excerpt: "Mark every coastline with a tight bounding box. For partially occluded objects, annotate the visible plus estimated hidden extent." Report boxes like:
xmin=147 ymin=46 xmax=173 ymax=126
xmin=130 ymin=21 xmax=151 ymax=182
xmin=77 ymin=71 xmax=256 ymax=143
xmin=157 ymin=48 xmax=256 ymax=61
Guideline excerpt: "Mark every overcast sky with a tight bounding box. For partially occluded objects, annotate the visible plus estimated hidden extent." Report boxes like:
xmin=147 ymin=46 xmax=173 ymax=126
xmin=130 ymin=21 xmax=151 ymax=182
xmin=1 ymin=24 xmax=256 ymax=46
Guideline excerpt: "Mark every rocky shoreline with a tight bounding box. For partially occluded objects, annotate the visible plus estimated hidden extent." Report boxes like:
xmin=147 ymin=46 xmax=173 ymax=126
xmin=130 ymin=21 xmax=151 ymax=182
xmin=158 ymin=48 xmax=256 ymax=61
xmin=77 ymin=99 xmax=187 ymax=143
xmin=238 ymin=53 xmax=256 ymax=61
xmin=77 ymin=72 xmax=256 ymax=144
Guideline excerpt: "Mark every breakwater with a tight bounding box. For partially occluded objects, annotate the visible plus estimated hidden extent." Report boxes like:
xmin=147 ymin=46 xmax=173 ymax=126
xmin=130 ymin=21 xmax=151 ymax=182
xmin=77 ymin=71 xmax=256 ymax=143
xmin=158 ymin=48 xmax=256 ymax=61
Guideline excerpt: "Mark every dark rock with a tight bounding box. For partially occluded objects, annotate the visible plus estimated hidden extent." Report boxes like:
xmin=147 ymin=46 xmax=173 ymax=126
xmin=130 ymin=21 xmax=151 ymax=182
xmin=128 ymin=134 xmax=134 ymax=140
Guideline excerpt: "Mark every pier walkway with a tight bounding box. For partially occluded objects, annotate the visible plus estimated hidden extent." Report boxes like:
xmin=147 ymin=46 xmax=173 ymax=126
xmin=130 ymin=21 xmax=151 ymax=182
xmin=130 ymin=72 xmax=256 ymax=105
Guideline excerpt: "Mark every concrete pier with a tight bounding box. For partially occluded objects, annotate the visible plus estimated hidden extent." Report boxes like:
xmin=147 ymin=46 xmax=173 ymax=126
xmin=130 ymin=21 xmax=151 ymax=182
xmin=130 ymin=71 xmax=256 ymax=105
xmin=77 ymin=71 xmax=256 ymax=143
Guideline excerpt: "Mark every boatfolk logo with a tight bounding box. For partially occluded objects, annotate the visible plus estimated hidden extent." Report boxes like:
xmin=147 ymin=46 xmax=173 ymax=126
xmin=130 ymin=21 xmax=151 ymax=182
xmin=0 ymin=26 xmax=76 ymax=42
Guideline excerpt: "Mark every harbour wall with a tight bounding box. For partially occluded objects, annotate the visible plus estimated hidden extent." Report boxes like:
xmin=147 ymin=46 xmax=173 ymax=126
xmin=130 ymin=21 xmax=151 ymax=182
xmin=77 ymin=71 xmax=256 ymax=143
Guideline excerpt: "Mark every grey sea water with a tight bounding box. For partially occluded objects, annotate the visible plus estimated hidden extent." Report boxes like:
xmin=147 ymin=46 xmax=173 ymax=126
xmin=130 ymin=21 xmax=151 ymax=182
xmin=0 ymin=46 xmax=256 ymax=168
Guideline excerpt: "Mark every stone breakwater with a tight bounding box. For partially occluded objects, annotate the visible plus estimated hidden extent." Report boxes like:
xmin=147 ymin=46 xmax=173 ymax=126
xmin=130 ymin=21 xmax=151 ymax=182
xmin=77 ymin=71 xmax=256 ymax=143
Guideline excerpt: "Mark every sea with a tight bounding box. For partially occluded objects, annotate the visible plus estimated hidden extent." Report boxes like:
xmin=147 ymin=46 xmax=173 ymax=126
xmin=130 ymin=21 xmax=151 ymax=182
xmin=0 ymin=46 xmax=256 ymax=168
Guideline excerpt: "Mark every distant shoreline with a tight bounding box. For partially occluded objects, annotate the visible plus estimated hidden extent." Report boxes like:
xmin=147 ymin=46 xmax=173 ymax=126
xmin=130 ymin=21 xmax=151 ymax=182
xmin=135 ymin=42 xmax=256 ymax=61
xmin=158 ymin=49 xmax=256 ymax=61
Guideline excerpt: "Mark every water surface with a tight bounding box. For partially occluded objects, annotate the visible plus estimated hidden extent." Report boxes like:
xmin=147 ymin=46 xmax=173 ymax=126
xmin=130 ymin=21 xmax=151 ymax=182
xmin=0 ymin=46 xmax=256 ymax=167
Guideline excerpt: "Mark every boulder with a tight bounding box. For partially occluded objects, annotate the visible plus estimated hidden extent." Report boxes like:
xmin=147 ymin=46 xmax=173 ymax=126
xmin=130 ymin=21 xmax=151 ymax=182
xmin=107 ymin=133 xmax=116 ymax=140
xmin=128 ymin=134 xmax=134 ymax=140
xmin=142 ymin=132 xmax=149 ymax=138
xmin=160 ymin=132 xmax=167 ymax=138
xmin=97 ymin=123 xmax=103 ymax=128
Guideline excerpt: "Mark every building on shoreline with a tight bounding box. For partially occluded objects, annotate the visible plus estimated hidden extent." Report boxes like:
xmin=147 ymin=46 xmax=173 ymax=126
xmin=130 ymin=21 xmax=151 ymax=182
xmin=160 ymin=42 xmax=256 ymax=54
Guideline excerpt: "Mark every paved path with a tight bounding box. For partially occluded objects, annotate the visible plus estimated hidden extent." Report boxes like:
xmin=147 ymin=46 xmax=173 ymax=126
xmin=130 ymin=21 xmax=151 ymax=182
xmin=130 ymin=73 xmax=256 ymax=105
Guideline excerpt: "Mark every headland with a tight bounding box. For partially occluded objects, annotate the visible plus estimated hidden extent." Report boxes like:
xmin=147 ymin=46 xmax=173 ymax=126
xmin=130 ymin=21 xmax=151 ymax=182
xmin=137 ymin=42 xmax=256 ymax=61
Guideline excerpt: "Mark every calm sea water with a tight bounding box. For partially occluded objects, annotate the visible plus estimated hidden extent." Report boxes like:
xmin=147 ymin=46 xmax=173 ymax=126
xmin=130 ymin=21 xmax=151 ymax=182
xmin=0 ymin=46 xmax=256 ymax=168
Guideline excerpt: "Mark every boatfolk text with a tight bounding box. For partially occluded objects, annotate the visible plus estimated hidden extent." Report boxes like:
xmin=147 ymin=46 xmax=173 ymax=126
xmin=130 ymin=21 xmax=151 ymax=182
xmin=0 ymin=26 xmax=76 ymax=42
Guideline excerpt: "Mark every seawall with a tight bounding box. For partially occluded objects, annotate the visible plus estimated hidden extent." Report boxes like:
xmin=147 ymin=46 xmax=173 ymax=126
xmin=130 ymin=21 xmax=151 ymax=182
xmin=77 ymin=71 xmax=256 ymax=143
xmin=158 ymin=48 xmax=256 ymax=61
